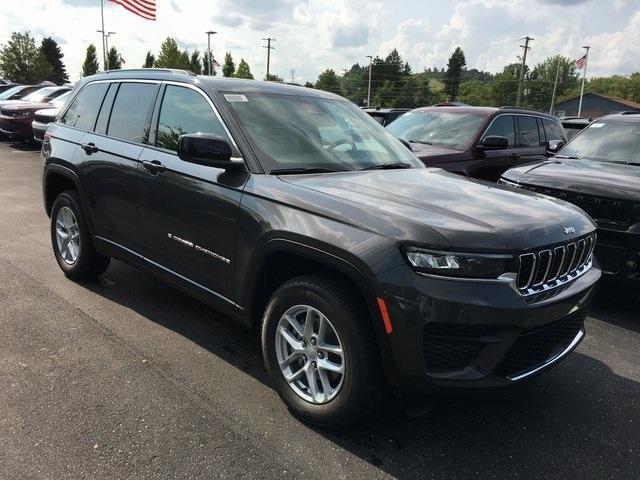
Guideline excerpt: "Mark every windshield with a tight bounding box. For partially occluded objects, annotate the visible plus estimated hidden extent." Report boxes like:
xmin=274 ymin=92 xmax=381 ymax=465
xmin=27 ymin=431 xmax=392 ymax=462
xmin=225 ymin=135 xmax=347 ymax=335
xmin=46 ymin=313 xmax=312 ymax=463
xmin=387 ymin=110 xmax=486 ymax=150
xmin=22 ymin=87 xmax=59 ymax=103
xmin=224 ymin=93 xmax=422 ymax=172
xmin=0 ymin=86 xmax=24 ymax=100
xmin=559 ymin=120 xmax=640 ymax=164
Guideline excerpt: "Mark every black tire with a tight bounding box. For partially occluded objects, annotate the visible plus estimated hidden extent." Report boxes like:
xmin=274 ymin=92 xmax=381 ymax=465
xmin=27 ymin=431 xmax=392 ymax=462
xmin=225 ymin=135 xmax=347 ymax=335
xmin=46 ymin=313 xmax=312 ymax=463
xmin=261 ymin=273 xmax=384 ymax=428
xmin=50 ymin=190 xmax=110 ymax=280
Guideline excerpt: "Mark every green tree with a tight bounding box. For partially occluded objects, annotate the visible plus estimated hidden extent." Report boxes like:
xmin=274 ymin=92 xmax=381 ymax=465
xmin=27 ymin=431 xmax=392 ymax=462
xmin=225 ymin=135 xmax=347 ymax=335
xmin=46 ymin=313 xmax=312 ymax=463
xmin=189 ymin=50 xmax=202 ymax=74
xmin=222 ymin=52 xmax=235 ymax=77
xmin=39 ymin=37 xmax=68 ymax=85
xmin=202 ymin=53 xmax=218 ymax=75
xmin=490 ymin=63 xmax=523 ymax=106
xmin=528 ymin=55 xmax=579 ymax=110
xmin=340 ymin=63 xmax=366 ymax=105
xmin=444 ymin=46 xmax=467 ymax=100
xmin=143 ymin=51 xmax=155 ymax=68
xmin=372 ymin=80 xmax=394 ymax=107
xmin=265 ymin=73 xmax=283 ymax=81
xmin=107 ymin=46 xmax=124 ymax=69
xmin=458 ymin=80 xmax=492 ymax=106
xmin=0 ymin=32 xmax=51 ymax=83
xmin=392 ymin=76 xmax=417 ymax=108
xmin=154 ymin=37 xmax=190 ymax=69
xmin=234 ymin=58 xmax=254 ymax=79
xmin=314 ymin=68 xmax=342 ymax=95
xmin=82 ymin=44 xmax=100 ymax=77
xmin=413 ymin=75 xmax=433 ymax=107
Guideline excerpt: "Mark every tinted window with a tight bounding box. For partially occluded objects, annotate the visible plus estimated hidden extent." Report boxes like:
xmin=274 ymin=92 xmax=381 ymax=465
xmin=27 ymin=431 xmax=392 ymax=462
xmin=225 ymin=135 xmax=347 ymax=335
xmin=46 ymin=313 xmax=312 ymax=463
xmin=60 ymin=83 xmax=109 ymax=131
xmin=483 ymin=115 xmax=515 ymax=146
xmin=542 ymin=117 xmax=564 ymax=142
xmin=156 ymin=85 xmax=229 ymax=151
xmin=0 ymin=86 xmax=25 ymax=100
xmin=22 ymin=87 xmax=67 ymax=103
xmin=107 ymin=83 xmax=157 ymax=143
xmin=517 ymin=115 xmax=540 ymax=146
xmin=94 ymin=83 xmax=118 ymax=134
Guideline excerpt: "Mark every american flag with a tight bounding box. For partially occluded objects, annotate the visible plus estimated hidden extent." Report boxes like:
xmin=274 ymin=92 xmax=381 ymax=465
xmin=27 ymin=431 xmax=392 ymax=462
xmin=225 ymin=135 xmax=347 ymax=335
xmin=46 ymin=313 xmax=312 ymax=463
xmin=575 ymin=54 xmax=587 ymax=70
xmin=108 ymin=0 xmax=156 ymax=20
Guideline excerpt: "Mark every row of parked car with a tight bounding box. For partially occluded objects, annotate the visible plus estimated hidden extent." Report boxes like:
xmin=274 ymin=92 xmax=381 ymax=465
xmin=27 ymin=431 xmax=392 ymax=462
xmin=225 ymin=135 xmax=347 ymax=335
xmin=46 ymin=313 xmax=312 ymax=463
xmin=0 ymin=83 xmax=70 ymax=143
xmin=365 ymin=103 xmax=639 ymax=284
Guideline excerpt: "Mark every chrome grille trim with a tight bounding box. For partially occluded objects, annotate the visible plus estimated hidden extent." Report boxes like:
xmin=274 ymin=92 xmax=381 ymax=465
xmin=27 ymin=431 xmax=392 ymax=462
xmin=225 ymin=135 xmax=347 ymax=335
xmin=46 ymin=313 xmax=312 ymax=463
xmin=516 ymin=234 xmax=596 ymax=297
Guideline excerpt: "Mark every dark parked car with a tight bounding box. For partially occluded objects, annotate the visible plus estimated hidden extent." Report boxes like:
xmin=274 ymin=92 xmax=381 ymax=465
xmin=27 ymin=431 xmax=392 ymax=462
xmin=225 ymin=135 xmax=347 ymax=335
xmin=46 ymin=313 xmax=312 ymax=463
xmin=42 ymin=69 xmax=600 ymax=427
xmin=0 ymin=91 xmax=69 ymax=141
xmin=362 ymin=107 xmax=410 ymax=126
xmin=501 ymin=112 xmax=640 ymax=281
xmin=387 ymin=106 xmax=568 ymax=181
xmin=0 ymin=84 xmax=43 ymax=103
xmin=560 ymin=117 xmax=592 ymax=139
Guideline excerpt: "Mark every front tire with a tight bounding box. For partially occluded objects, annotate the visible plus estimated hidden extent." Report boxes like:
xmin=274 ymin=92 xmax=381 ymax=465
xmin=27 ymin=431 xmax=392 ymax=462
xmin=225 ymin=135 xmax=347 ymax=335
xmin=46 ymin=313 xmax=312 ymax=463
xmin=261 ymin=274 xmax=384 ymax=428
xmin=50 ymin=190 xmax=110 ymax=280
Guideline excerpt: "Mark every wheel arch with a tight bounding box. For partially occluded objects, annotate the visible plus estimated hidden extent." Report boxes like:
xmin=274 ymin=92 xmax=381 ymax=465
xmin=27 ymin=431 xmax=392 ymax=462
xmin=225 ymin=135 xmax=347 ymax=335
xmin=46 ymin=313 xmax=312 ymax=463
xmin=44 ymin=164 xmax=95 ymax=232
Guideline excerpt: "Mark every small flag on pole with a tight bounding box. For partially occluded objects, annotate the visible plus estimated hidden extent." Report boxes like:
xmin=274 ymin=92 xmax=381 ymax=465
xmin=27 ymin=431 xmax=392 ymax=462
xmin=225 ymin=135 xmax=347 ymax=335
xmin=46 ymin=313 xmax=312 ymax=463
xmin=108 ymin=0 xmax=156 ymax=20
xmin=575 ymin=54 xmax=587 ymax=70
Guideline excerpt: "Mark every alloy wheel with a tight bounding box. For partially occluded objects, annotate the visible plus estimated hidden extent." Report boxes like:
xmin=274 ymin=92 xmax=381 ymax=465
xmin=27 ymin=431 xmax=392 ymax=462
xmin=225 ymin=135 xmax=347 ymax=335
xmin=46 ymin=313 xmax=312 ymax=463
xmin=55 ymin=206 xmax=81 ymax=265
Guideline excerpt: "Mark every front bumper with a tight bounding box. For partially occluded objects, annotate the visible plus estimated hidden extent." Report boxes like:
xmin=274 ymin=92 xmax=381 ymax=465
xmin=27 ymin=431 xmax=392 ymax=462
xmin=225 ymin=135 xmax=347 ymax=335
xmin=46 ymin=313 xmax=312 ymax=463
xmin=32 ymin=120 xmax=49 ymax=143
xmin=376 ymin=261 xmax=600 ymax=393
xmin=0 ymin=116 xmax=32 ymax=139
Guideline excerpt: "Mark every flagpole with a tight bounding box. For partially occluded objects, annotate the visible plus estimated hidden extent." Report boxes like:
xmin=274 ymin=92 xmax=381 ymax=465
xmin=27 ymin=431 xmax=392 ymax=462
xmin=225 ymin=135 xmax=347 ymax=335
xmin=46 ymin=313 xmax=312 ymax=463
xmin=577 ymin=45 xmax=590 ymax=117
xmin=100 ymin=0 xmax=107 ymax=70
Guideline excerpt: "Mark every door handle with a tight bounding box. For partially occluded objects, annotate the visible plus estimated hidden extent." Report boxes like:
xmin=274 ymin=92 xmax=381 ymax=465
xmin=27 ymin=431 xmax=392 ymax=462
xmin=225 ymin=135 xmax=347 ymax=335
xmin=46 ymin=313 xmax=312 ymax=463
xmin=80 ymin=142 xmax=98 ymax=155
xmin=142 ymin=160 xmax=167 ymax=174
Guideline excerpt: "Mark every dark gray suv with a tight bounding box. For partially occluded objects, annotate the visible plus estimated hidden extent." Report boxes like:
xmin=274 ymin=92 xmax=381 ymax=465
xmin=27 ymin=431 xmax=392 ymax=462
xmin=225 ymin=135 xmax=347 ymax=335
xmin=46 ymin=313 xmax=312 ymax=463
xmin=41 ymin=69 xmax=600 ymax=427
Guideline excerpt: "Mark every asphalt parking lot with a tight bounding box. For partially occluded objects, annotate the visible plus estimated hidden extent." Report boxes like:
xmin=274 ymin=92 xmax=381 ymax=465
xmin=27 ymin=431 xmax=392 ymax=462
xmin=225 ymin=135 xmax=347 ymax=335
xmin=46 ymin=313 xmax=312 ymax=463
xmin=0 ymin=141 xmax=639 ymax=480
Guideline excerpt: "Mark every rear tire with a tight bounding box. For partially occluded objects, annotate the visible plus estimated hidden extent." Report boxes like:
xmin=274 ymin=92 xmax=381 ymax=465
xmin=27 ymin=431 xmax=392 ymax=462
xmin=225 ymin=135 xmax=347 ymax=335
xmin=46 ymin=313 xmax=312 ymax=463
xmin=50 ymin=190 xmax=110 ymax=280
xmin=261 ymin=273 xmax=384 ymax=428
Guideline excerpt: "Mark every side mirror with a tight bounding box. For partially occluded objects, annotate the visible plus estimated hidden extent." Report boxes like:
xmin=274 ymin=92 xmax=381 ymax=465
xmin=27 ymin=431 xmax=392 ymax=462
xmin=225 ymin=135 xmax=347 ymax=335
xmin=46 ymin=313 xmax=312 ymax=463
xmin=479 ymin=135 xmax=509 ymax=150
xmin=177 ymin=133 xmax=240 ymax=169
xmin=547 ymin=139 xmax=564 ymax=153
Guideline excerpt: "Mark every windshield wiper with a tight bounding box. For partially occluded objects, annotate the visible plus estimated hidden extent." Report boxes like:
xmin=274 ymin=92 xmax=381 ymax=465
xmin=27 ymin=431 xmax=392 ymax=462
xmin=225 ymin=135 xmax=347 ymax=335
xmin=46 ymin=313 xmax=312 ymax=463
xmin=626 ymin=161 xmax=640 ymax=167
xmin=361 ymin=162 xmax=413 ymax=171
xmin=555 ymin=155 xmax=579 ymax=159
xmin=408 ymin=140 xmax=433 ymax=145
xmin=270 ymin=167 xmax=346 ymax=175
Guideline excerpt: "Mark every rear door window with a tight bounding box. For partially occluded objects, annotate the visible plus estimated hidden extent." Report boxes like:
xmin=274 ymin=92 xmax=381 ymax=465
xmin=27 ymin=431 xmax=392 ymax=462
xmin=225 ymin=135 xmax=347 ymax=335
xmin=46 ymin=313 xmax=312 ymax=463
xmin=516 ymin=115 xmax=540 ymax=147
xmin=107 ymin=82 xmax=158 ymax=143
xmin=59 ymin=82 xmax=109 ymax=131
xmin=482 ymin=115 xmax=515 ymax=146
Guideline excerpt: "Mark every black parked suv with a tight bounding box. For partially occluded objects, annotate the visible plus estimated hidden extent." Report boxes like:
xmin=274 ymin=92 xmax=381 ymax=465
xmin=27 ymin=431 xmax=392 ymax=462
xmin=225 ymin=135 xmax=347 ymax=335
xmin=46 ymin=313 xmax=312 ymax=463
xmin=501 ymin=113 xmax=640 ymax=281
xmin=387 ymin=106 xmax=567 ymax=181
xmin=42 ymin=69 xmax=600 ymax=427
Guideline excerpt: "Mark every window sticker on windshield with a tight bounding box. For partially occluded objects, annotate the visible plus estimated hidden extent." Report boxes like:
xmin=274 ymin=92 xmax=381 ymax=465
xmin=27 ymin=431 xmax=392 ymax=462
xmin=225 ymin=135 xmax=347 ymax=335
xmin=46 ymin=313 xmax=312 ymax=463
xmin=590 ymin=123 xmax=605 ymax=128
xmin=224 ymin=94 xmax=248 ymax=102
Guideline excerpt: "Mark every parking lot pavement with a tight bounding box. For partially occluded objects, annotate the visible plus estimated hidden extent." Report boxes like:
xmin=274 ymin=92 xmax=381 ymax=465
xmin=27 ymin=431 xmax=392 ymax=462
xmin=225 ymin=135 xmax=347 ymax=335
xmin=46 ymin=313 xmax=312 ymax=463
xmin=0 ymin=141 xmax=639 ymax=480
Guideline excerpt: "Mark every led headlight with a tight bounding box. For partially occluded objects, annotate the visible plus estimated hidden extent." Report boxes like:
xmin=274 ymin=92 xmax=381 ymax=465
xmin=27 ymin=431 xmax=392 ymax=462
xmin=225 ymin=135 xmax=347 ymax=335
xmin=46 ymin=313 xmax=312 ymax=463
xmin=403 ymin=247 xmax=513 ymax=278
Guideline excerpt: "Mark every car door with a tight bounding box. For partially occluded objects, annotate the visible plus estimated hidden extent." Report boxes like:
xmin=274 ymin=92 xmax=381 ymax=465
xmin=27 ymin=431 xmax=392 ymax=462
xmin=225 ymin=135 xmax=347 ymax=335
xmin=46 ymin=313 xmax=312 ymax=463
xmin=471 ymin=114 xmax=519 ymax=181
xmin=514 ymin=115 xmax=547 ymax=165
xmin=79 ymin=81 xmax=160 ymax=251
xmin=137 ymin=83 xmax=245 ymax=304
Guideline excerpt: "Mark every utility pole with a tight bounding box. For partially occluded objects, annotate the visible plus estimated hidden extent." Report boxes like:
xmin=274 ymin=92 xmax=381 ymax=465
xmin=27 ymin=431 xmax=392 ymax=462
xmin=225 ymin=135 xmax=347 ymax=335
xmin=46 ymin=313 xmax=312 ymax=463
xmin=549 ymin=57 xmax=562 ymax=114
xmin=263 ymin=37 xmax=275 ymax=79
xmin=205 ymin=31 xmax=217 ymax=75
xmin=516 ymin=36 xmax=533 ymax=107
xmin=290 ymin=69 xmax=295 ymax=83
xmin=366 ymin=55 xmax=373 ymax=107
xmin=577 ymin=46 xmax=591 ymax=117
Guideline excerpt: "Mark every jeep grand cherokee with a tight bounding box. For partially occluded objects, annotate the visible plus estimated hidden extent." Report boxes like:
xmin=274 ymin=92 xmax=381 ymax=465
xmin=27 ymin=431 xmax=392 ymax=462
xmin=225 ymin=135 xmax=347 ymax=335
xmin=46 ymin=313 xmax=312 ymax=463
xmin=42 ymin=69 xmax=600 ymax=427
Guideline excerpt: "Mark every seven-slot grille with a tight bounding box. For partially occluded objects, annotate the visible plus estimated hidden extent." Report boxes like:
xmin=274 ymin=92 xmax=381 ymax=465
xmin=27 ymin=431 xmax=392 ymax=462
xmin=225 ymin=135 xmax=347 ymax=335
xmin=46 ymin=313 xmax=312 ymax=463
xmin=517 ymin=234 xmax=595 ymax=294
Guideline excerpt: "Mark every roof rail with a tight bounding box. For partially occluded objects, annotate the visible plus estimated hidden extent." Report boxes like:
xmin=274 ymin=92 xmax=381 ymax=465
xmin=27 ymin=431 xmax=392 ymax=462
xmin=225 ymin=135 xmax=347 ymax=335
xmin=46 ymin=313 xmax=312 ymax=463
xmin=619 ymin=110 xmax=640 ymax=115
xmin=499 ymin=106 xmax=542 ymax=112
xmin=104 ymin=68 xmax=195 ymax=76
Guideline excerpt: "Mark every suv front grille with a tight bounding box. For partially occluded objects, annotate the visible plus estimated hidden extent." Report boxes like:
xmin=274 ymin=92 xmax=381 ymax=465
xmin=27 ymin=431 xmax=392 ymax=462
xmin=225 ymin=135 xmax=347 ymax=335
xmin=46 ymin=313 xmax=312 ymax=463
xmin=521 ymin=184 xmax=639 ymax=230
xmin=516 ymin=234 xmax=595 ymax=296
xmin=494 ymin=311 xmax=586 ymax=379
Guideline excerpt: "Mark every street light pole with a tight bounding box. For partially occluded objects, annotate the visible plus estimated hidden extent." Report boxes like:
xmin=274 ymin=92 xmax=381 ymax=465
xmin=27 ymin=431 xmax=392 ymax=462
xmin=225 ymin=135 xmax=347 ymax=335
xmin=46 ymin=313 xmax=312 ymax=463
xmin=366 ymin=55 xmax=373 ymax=107
xmin=105 ymin=32 xmax=116 ymax=68
xmin=205 ymin=31 xmax=217 ymax=75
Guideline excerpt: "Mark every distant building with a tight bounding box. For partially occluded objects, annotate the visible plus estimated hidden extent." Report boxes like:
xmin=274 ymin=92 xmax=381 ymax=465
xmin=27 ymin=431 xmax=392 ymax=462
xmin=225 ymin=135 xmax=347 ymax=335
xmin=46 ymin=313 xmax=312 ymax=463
xmin=553 ymin=92 xmax=640 ymax=118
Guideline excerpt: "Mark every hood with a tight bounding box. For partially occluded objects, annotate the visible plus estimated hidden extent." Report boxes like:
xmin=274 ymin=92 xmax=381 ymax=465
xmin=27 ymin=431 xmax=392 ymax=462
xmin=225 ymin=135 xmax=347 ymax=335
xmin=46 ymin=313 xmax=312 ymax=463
xmin=282 ymin=168 xmax=595 ymax=252
xmin=503 ymin=159 xmax=640 ymax=202
xmin=34 ymin=107 xmax=60 ymax=118
xmin=1 ymin=101 xmax=51 ymax=113
xmin=409 ymin=143 xmax=470 ymax=164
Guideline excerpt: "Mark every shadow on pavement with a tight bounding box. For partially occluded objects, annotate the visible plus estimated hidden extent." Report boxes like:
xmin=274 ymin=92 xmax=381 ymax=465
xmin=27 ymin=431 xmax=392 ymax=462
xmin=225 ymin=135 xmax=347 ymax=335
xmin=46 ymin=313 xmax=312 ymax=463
xmin=83 ymin=259 xmax=640 ymax=479
xmin=5 ymin=140 xmax=41 ymax=151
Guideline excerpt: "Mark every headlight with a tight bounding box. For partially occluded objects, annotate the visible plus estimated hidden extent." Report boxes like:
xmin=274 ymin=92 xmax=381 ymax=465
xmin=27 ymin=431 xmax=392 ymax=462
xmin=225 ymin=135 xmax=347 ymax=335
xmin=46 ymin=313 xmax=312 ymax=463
xmin=403 ymin=247 xmax=513 ymax=278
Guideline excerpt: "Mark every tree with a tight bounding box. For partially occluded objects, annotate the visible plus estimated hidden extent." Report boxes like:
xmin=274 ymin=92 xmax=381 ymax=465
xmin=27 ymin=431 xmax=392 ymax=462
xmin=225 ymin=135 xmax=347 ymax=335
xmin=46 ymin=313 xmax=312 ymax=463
xmin=458 ymin=80 xmax=491 ymax=106
xmin=234 ymin=59 xmax=254 ymax=79
xmin=143 ymin=51 xmax=155 ymax=68
xmin=413 ymin=76 xmax=433 ymax=107
xmin=528 ymin=55 xmax=579 ymax=110
xmin=304 ymin=81 xmax=314 ymax=88
xmin=372 ymin=80 xmax=394 ymax=107
xmin=202 ymin=52 xmax=218 ymax=75
xmin=265 ymin=73 xmax=283 ymax=81
xmin=107 ymin=46 xmax=124 ymax=69
xmin=154 ymin=37 xmax=190 ymax=69
xmin=189 ymin=50 xmax=202 ymax=74
xmin=0 ymin=32 xmax=51 ymax=83
xmin=222 ymin=52 xmax=235 ymax=77
xmin=340 ymin=63 xmax=367 ymax=105
xmin=490 ymin=63 xmax=524 ymax=106
xmin=444 ymin=47 xmax=466 ymax=100
xmin=39 ymin=37 xmax=68 ymax=85
xmin=82 ymin=44 xmax=100 ymax=77
xmin=314 ymin=68 xmax=342 ymax=95
xmin=393 ymin=76 xmax=417 ymax=108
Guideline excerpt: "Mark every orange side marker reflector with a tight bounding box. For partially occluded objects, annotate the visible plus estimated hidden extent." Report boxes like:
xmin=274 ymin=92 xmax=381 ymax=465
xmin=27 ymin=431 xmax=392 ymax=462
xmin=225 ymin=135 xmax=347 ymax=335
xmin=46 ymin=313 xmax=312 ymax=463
xmin=377 ymin=297 xmax=393 ymax=334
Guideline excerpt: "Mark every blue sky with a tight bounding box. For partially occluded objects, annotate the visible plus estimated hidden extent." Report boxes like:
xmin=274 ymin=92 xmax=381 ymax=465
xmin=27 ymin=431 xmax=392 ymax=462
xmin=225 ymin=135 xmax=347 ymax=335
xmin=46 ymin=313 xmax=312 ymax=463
xmin=1 ymin=0 xmax=638 ymax=82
